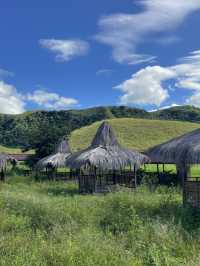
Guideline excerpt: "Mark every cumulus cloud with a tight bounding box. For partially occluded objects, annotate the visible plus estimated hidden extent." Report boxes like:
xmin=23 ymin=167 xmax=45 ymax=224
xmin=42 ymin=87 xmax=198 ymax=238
xmin=149 ymin=104 xmax=180 ymax=112
xmin=0 ymin=81 xmax=78 ymax=114
xmin=115 ymin=66 xmax=175 ymax=106
xmin=27 ymin=90 xmax=78 ymax=109
xmin=96 ymin=0 xmax=200 ymax=64
xmin=0 ymin=81 xmax=25 ymax=114
xmin=116 ymin=50 xmax=200 ymax=107
xmin=39 ymin=39 xmax=89 ymax=62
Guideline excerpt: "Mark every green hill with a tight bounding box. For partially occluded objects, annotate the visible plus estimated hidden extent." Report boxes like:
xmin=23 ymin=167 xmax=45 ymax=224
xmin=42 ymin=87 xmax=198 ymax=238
xmin=153 ymin=105 xmax=200 ymax=122
xmin=1 ymin=105 xmax=200 ymax=150
xmin=70 ymin=118 xmax=200 ymax=152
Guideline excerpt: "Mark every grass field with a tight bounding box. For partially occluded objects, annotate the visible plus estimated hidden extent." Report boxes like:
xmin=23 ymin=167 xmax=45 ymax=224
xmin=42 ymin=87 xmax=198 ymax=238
xmin=70 ymin=118 xmax=200 ymax=152
xmin=1 ymin=173 xmax=200 ymax=266
xmin=2 ymin=118 xmax=200 ymax=265
xmin=0 ymin=145 xmax=34 ymax=154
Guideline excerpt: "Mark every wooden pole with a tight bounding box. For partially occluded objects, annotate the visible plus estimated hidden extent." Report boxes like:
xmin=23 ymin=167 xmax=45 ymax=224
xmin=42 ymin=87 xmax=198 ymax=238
xmin=157 ymin=164 xmax=159 ymax=175
xmin=0 ymin=169 xmax=5 ymax=182
xmin=134 ymin=165 xmax=137 ymax=188
xmin=113 ymin=170 xmax=116 ymax=185
xmin=177 ymin=163 xmax=190 ymax=206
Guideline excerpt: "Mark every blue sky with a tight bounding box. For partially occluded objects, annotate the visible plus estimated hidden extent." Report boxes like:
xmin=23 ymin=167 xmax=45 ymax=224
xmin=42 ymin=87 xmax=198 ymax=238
xmin=1 ymin=0 xmax=200 ymax=114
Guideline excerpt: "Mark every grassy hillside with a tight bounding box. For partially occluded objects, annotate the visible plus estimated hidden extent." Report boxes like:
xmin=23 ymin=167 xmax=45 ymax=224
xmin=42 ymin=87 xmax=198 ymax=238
xmin=0 ymin=145 xmax=34 ymax=154
xmin=70 ymin=118 xmax=200 ymax=151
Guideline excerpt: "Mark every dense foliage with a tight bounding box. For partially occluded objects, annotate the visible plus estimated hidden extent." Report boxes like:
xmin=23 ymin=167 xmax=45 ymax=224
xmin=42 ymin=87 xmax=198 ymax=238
xmin=1 ymin=105 xmax=200 ymax=151
xmin=0 ymin=106 xmax=147 ymax=149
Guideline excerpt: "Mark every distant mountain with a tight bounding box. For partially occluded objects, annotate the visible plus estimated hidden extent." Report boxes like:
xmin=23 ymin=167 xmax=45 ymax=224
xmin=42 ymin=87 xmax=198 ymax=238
xmin=0 ymin=105 xmax=200 ymax=149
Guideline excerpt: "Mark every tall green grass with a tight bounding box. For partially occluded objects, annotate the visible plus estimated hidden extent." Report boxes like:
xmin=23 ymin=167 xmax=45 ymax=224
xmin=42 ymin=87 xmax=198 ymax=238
xmin=1 ymin=176 xmax=200 ymax=265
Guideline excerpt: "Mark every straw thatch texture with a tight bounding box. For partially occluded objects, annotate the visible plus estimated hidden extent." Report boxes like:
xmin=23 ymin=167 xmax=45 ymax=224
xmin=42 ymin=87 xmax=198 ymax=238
xmin=146 ymin=128 xmax=200 ymax=165
xmin=0 ymin=153 xmax=15 ymax=169
xmin=36 ymin=138 xmax=71 ymax=170
xmin=66 ymin=121 xmax=149 ymax=170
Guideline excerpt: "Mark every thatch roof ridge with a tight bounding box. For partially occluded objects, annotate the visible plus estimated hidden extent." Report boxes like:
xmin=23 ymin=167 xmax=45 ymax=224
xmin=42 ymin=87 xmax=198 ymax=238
xmin=91 ymin=121 xmax=119 ymax=147
xmin=66 ymin=121 xmax=149 ymax=170
xmin=146 ymin=127 xmax=200 ymax=165
xmin=55 ymin=137 xmax=71 ymax=154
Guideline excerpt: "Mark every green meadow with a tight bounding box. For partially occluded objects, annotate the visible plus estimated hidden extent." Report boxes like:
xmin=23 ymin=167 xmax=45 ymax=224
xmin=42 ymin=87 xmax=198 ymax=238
xmin=1 ymin=173 xmax=200 ymax=266
xmin=1 ymin=118 xmax=200 ymax=265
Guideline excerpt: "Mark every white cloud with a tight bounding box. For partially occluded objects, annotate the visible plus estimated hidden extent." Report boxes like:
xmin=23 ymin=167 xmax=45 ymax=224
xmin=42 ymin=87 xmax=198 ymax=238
xmin=116 ymin=50 xmax=200 ymax=107
xmin=0 ymin=81 xmax=25 ymax=114
xmin=39 ymin=39 xmax=89 ymax=62
xmin=149 ymin=104 xmax=180 ymax=112
xmin=96 ymin=0 xmax=200 ymax=64
xmin=0 ymin=79 xmax=78 ymax=114
xmin=115 ymin=66 xmax=175 ymax=106
xmin=27 ymin=90 xmax=78 ymax=110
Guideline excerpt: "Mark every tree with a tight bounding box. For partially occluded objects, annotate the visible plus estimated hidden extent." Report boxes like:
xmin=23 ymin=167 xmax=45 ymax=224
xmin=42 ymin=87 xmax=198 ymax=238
xmin=24 ymin=121 xmax=70 ymax=167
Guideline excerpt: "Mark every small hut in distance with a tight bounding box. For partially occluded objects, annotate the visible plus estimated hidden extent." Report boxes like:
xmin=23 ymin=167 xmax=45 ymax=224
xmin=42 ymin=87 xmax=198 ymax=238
xmin=36 ymin=138 xmax=71 ymax=179
xmin=66 ymin=121 xmax=149 ymax=193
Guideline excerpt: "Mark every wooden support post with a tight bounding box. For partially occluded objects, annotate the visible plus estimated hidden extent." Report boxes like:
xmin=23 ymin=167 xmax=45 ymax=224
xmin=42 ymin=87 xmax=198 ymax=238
xmin=162 ymin=164 xmax=165 ymax=173
xmin=177 ymin=163 xmax=190 ymax=206
xmin=94 ymin=166 xmax=97 ymax=192
xmin=134 ymin=165 xmax=137 ymax=188
xmin=157 ymin=164 xmax=159 ymax=175
xmin=113 ymin=170 xmax=116 ymax=185
xmin=0 ymin=169 xmax=5 ymax=182
xmin=157 ymin=164 xmax=160 ymax=183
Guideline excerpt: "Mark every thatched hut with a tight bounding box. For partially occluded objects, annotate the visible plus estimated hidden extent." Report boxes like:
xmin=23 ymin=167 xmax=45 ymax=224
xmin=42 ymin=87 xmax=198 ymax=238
xmin=36 ymin=138 xmax=71 ymax=179
xmin=66 ymin=121 xmax=149 ymax=193
xmin=0 ymin=153 xmax=16 ymax=181
xmin=147 ymin=128 xmax=200 ymax=207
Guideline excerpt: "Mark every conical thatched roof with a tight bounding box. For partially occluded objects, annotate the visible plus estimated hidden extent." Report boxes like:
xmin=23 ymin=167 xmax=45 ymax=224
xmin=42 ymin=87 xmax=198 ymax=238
xmin=66 ymin=121 xmax=149 ymax=170
xmin=146 ymin=128 xmax=200 ymax=165
xmin=36 ymin=138 xmax=71 ymax=170
xmin=55 ymin=138 xmax=71 ymax=154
